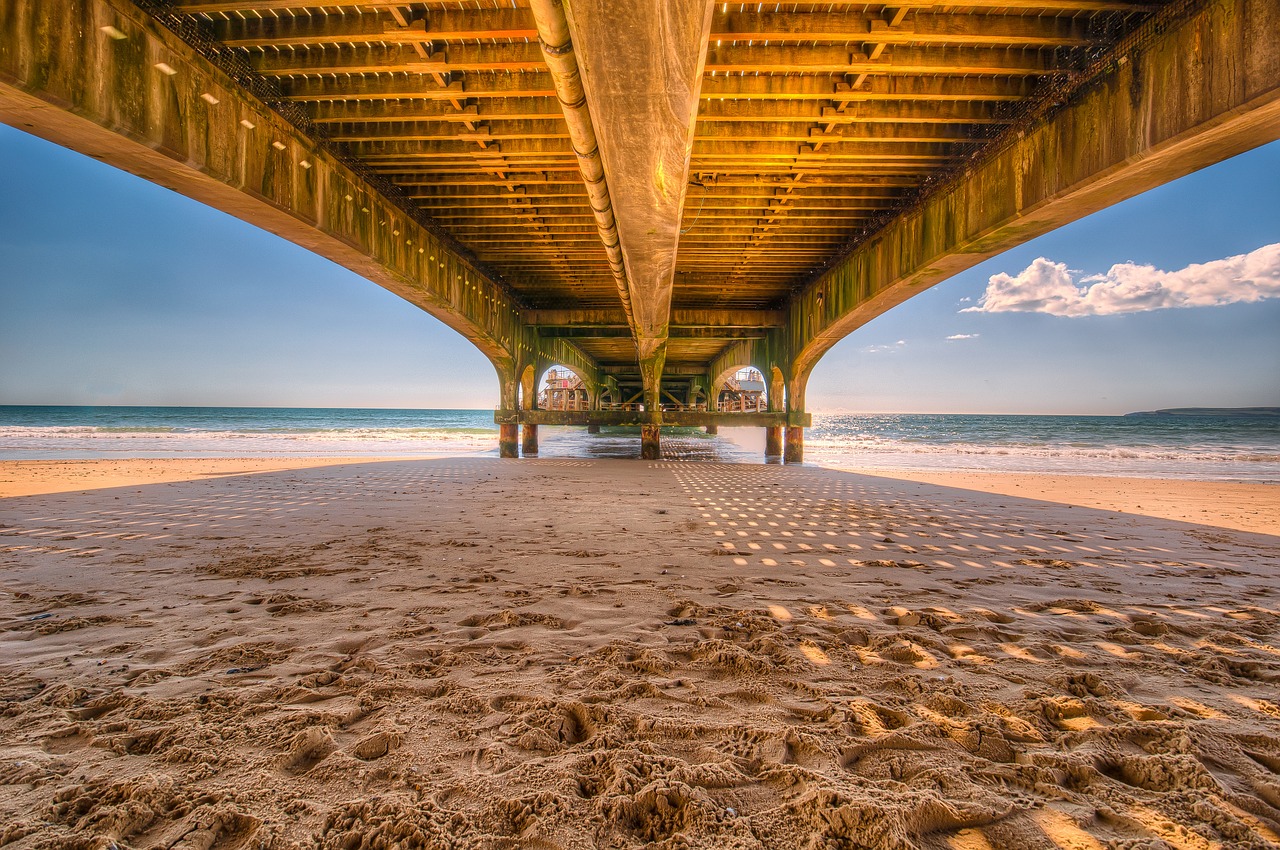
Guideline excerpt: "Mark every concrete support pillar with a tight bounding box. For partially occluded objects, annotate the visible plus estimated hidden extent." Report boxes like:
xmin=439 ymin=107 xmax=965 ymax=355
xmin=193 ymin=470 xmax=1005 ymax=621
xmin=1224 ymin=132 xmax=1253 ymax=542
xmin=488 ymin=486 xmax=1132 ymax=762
xmin=705 ymin=424 xmax=718 ymax=435
xmin=587 ymin=424 xmax=601 ymax=434
xmin=641 ymin=424 xmax=662 ymax=460
xmin=639 ymin=345 xmax=666 ymax=461
xmin=765 ymin=425 xmax=783 ymax=459
xmin=496 ymin=362 xmax=520 ymax=459
xmin=783 ymin=365 xmax=809 ymax=464
xmin=499 ymin=424 xmax=519 ymax=458
xmin=784 ymin=426 xmax=804 ymax=464
xmin=522 ymin=423 xmax=539 ymax=456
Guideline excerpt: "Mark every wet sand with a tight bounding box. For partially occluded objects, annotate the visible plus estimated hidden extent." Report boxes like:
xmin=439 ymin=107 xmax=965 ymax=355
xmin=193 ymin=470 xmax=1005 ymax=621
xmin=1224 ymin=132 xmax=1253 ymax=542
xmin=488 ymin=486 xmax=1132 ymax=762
xmin=1 ymin=457 xmax=1278 ymax=848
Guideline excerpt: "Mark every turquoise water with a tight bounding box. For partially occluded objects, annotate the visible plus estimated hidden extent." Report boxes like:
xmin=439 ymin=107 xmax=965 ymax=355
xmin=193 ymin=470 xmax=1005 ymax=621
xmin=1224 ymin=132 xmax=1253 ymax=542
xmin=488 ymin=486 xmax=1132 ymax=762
xmin=0 ymin=406 xmax=1276 ymax=482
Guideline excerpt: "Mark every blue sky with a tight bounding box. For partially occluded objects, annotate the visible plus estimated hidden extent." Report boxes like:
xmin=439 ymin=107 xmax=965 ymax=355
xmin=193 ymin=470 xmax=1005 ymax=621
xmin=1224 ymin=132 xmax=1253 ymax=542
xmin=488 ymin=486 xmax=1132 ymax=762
xmin=1 ymin=124 xmax=1277 ymax=414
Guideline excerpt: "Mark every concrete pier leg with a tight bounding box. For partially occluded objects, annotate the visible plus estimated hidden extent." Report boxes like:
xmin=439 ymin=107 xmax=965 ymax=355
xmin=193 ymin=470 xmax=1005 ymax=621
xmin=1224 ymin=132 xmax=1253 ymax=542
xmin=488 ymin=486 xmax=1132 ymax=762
xmin=705 ymin=424 xmax=718 ymax=435
xmin=499 ymin=424 xmax=519 ymax=458
xmin=641 ymin=424 xmax=661 ymax=459
xmin=784 ymin=426 xmax=804 ymax=464
xmin=587 ymin=424 xmax=601 ymax=434
xmin=521 ymin=423 xmax=539 ymax=456
xmin=765 ymin=425 xmax=783 ymax=459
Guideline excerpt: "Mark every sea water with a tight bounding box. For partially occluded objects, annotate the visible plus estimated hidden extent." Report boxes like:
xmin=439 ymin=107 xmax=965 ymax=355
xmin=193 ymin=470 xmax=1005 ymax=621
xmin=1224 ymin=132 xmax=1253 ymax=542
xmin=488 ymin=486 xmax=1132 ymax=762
xmin=0 ymin=406 xmax=1276 ymax=482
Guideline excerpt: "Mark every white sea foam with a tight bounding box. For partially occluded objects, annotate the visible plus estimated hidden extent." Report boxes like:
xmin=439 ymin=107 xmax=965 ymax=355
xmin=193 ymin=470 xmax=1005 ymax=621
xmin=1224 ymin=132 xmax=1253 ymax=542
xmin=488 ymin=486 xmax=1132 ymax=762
xmin=0 ymin=425 xmax=496 ymax=459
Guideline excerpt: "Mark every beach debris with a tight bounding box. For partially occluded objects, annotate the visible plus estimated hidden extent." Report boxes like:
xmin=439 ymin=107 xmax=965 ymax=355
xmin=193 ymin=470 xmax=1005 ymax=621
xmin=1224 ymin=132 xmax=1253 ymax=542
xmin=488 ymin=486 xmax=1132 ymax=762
xmin=666 ymin=618 xmax=697 ymax=626
xmin=28 ymin=613 xmax=54 ymax=621
xmin=225 ymin=666 xmax=263 ymax=675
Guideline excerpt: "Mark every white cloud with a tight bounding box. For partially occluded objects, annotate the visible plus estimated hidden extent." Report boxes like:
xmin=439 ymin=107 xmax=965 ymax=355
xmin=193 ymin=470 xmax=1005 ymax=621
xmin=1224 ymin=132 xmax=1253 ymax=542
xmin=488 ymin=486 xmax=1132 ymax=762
xmin=963 ymin=242 xmax=1280 ymax=316
xmin=861 ymin=339 xmax=907 ymax=354
xmin=946 ymin=333 xmax=980 ymax=340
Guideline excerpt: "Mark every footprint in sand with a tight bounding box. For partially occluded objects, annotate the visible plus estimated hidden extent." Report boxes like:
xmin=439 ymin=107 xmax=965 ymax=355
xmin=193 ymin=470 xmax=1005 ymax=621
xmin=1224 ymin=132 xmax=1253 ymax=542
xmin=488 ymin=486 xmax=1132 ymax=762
xmin=282 ymin=727 xmax=335 ymax=774
xmin=350 ymin=730 xmax=402 ymax=761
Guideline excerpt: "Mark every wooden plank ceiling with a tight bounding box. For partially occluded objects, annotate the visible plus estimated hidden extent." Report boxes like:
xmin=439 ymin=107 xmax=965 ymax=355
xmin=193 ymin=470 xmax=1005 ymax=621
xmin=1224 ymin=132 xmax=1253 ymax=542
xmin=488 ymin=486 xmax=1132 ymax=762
xmin=168 ymin=0 xmax=1159 ymax=370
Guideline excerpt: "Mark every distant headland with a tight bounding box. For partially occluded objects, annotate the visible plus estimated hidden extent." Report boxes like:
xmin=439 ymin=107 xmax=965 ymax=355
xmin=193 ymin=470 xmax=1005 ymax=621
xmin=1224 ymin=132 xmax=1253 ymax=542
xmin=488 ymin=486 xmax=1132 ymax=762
xmin=1124 ymin=407 xmax=1280 ymax=418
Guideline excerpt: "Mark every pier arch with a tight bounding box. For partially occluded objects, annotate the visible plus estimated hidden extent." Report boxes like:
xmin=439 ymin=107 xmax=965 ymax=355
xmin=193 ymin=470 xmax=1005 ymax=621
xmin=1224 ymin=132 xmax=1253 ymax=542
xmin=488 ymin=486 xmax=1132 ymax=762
xmin=537 ymin=366 xmax=592 ymax=413
xmin=712 ymin=366 xmax=768 ymax=414
xmin=518 ymin=365 xmax=538 ymax=412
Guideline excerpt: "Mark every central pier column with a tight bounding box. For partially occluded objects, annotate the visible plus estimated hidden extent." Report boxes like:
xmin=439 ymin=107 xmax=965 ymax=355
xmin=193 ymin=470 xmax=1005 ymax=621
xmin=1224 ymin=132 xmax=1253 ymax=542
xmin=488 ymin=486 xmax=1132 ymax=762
xmin=522 ymin=424 xmax=539 ymax=456
xmin=765 ymin=425 xmax=783 ymax=459
xmin=705 ymin=424 xmax=718 ymax=435
xmin=587 ymin=424 xmax=601 ymax=434
xmin=639 ymin=348 xmax=666 ymax=460
xmin=641 ymin=424 xmax=661 ymax=460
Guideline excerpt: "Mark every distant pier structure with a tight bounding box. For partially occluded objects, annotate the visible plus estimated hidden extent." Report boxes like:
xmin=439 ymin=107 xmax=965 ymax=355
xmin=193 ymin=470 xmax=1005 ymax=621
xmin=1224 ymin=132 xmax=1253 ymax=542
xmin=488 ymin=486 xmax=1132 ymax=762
xmin=718 ymin=369 xmax=766 ymax=414
xmin=4 ymin=0 xmax=1275 ymax=462
xmin=539 ymin=369 xmax=589 ymax=412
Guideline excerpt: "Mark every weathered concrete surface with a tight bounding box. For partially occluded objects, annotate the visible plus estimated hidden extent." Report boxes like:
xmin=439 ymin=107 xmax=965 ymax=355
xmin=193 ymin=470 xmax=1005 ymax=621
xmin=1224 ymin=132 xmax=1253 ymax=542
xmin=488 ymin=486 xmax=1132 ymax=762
xmin=788 ymin=0 xmax=1280 ymax=377
xmin=785 ymin=426 xmax=805 ymax=465
xmin=0 ymin=0 xmax=524 ymax=372
xmin=498 ymin=423 xmax=519 ymax=458
xmin=765 ymin=426 xmax=783 ymax=459
xmin=521 ymin=423 xmax=539 ymax=456
xmin=563 ymin=0 xmax=715 ymax=358
xmin=640 ymin=424 xmax=661 ymax=460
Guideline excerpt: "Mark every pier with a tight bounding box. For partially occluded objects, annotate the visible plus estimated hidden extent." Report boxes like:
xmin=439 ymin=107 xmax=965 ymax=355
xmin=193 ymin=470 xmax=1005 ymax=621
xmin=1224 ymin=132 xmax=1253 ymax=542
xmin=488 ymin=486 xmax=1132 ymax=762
xmin=1 ymin=0 xmax=1276 ymax=461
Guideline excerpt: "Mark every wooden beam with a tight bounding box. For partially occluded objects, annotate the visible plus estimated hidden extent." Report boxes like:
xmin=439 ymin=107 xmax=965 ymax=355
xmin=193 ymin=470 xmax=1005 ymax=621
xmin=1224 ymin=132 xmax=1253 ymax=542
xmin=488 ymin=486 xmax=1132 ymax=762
xmin=696 ymin=121 xmax=975 ymax=143
xmin=306 ymin=98 xmax=561 ymax=125
xmin=709 ymin=10 xmax=1090 ymax=47
xmin=279 ymin=73 xmax=555 ymax=101
xmin=349 ymin=137 xmax=573 ymax=155
xmin=699 ymin=100 xmax=1009 ymax=125
xmin=251 ymin=43 xmax=545 ymax=77
xmin=704 ymin=44 xmax=1060 ymax=76
xmin=327 ymin=121 xmax=568 ymax=143
xmin=215 ymin=9 xmax=537 ymax=48
xmin=699 ymin=74 xmax=1033 ymax=101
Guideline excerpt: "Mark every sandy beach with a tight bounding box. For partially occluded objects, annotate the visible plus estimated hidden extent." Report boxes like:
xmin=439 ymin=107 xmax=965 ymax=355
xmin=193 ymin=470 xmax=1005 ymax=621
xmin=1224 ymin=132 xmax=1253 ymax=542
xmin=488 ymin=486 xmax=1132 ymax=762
xmin=2 ymin=456 xmax=1279 ymax=848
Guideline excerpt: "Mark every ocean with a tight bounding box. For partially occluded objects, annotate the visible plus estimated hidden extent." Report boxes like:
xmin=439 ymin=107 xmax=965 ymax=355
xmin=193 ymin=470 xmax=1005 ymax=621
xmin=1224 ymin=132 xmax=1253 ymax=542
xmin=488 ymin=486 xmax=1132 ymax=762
xmin=0 ymin=406 xmax=1277 ymax=482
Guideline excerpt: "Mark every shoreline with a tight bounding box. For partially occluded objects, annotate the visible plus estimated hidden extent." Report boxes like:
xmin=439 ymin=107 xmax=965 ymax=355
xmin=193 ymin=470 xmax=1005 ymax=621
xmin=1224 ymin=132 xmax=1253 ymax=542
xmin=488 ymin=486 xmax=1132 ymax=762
xmin=1 ymin=456 xmax=1276 ymax=537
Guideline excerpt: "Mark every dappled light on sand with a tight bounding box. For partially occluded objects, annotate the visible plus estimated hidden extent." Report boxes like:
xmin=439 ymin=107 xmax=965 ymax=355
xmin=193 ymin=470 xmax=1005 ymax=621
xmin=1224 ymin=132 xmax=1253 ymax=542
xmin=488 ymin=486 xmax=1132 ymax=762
xmin=1 ymin=458 xmax=1278 ymax=847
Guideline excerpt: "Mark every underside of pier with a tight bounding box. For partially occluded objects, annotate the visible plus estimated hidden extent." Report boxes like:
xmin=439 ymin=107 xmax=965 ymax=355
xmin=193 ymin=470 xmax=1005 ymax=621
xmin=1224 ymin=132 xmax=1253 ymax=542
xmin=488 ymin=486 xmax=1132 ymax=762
xmin=1 ymin=0 xmax=1277 ymax=458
